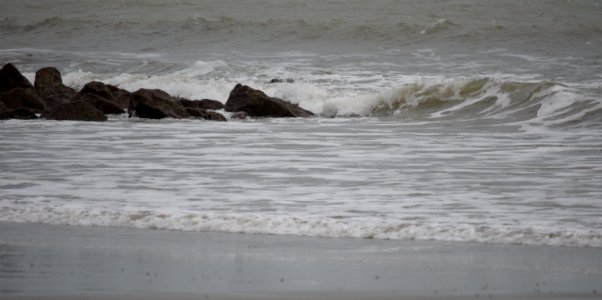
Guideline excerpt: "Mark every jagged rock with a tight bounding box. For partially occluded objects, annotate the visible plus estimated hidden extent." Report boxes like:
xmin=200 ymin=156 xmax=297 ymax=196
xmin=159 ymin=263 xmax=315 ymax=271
xmin=34 ymin=67 xmax=63 ymax=89
xmin=225 ymin=84 xmax=313 ymax=118
xmin=0 ymin=63 xmax=34 ymax=93
xmin=106 ymin=85 xmax=132 ymax=110
xmin=34 ymin=67 xmax=76 ymax=108
xmin=41 ymin=101 xmax=107 ymax=121
xmin=38 ymin=86 xmax=76 ymax=108
xmin=0 ymin=101 xmax=10 ymax=119
xmin=186 ymin=108 xmax=227 ymax=121
xmin=74 ymin=93 xmax=124 ymax=114
xmin=176 ymin=98 xmax=224 ymax=111
xmin=203 ymin=110 xmax=227 ymax=121
xmin=0 ymin=107 xmax=38 ymax=120
xmin=80 ymin=81 xmax=114 ymax=100
xmin=230 ymin=111 xmax=250 ymax=120
xmin=198 ymin=99 xmax=224 ymax=110
xmin=0 ymin=87 xmax=46 ymax=113
xmin=79 ymin=81 xmax=130 ymax=110
xmin=131 ymin=89 xmax=190 ymax=119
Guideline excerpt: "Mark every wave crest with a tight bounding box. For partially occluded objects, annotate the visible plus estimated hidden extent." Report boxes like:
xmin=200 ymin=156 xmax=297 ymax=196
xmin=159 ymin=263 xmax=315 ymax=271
xmin=354 ymin=78 xmax=602 ymax=127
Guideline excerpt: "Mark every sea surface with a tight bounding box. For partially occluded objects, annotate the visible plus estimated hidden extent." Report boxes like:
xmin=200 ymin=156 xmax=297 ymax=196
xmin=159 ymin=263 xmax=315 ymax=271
xmin=1 ymin=0 xmax=601 ymax=247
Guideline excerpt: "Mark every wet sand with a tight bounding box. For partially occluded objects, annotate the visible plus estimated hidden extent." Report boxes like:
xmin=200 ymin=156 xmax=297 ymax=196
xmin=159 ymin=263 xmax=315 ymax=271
xmin=0 ymin=222 xmax=600 ymax=300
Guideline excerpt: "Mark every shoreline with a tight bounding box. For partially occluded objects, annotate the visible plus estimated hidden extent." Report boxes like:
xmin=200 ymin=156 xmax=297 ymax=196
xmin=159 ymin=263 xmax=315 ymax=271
xmin=1 ymin=222 xmax=601 ymax=300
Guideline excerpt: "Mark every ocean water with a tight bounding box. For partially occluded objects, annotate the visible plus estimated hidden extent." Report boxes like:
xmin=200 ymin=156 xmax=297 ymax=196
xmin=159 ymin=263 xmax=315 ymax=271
xmin=1 ymin=0 xmax=601 ymax=247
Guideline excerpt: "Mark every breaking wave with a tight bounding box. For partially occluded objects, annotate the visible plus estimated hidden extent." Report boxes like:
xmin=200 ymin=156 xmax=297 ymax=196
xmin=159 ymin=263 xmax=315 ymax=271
xmin=362 ymin=78 xmax=602 ymax=127
xmin=49 ymin=68 xmax=602 ymax=128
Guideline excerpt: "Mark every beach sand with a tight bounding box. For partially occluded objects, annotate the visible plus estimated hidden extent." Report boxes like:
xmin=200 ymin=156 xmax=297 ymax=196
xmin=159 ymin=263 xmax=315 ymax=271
xmin=0 ymin=222 xmax=600 ymax=300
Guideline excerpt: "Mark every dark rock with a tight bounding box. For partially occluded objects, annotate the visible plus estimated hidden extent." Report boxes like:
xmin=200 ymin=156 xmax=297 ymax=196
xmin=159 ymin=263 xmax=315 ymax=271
xmin=176 ymin=99 xmax=200 ymax=109
xmin=78 ymin=81 xmax=130 ymax=111
xmin=34 ymin=67 xmax=77 ymax=109
xmin=74 ymin=93 xmax=124 ymax=115
xmin=224 ymin=84 xmax=313 ymax=118
xmin=198 ymin=99 xmax=224 ymax=110
xmin=8 ymin=107 xmax=38 ymax=120
xmin=131 ymin=89 xmax=190 ymax=119
xmin=0 ymin=87 xmax=45 ymax=113
xmin=67 ymin=81 xmax=132 ymax=114
xmin=0 ymin=63 xmax=34 ymax=93
xmin=80 ymin=81 xmax=115 ymax=101
xmin=41 ymin=101 xmax=107 ymax=122
xmin=0 ymin=101 xmax=10 ymax=119
xmin=186 ymin=108 xmax=227 ymax=122
xmin=230 ymin=111 xmax=250 ymax=120
xmin=34 ymin=67 xmax=63 ymax=89
xmin=106 ymin=85 xmax=132 ymax=110
xmin=203 ymin=110 xmax=227 ymax=121
xmin=176 ymin=98 xmax=225 ymax=111
xmin=38 ymin=86 xmax=77 ymax=108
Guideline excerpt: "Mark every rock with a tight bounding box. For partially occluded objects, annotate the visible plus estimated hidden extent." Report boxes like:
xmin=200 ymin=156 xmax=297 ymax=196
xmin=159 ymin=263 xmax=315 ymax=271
xmin=0 ymin=63 xmax=34 ymax=93
xmin=230 ymin=111 xmax=250 ymax=120
xmin=224 ymin=84 xmax=313 ymax=118
xmin=41 ymin=101 xmax=107 ymax=121
xmin=131 ymin=89 xmax=190 ymax=119
xmin=34 ymin=67 xmax=63 ymax=89
xmin=186 ymin=108 xmax=227 ymax=121
xmin=34 ymin=67 xmax=77 ymax=109
xmin=0 ymin=107 xmax=38 ymax=120
xmin=78 ymin=81 xmax=130 ymax=110
xmin=0 ymin=87 xmax=46 ymax=113
xmin=203 ymin=110 xmax=227 ymax=121
xmin=0 ymin=101 xmax=10 ymax=119
xmin=38 ymin=86 xmax=77 ymax=108
xmin=73 ymin=93 xmax=124 ymax=115
xmin=176 ymin=98 xmax=224 ymax=111
xmin=106 ymin=85 xmax=132 ymax=110
xmin=198 ymin=99 xmax=224 ymax=110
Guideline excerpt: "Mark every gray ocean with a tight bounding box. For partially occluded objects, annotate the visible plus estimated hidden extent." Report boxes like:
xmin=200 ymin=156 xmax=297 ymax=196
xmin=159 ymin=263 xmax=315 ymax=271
xmin=1 ymin=0 xmax=601 ymax=247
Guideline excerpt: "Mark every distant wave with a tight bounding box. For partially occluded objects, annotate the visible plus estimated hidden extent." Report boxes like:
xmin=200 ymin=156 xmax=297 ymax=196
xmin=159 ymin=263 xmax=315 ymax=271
xmin=5 ymin=13 xmax=596 ymax=47
xmin=2 ymin=206 xmax=600 ymax=248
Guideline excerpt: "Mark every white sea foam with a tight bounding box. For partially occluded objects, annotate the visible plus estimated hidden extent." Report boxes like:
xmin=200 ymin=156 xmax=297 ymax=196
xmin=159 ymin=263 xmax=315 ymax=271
xmin=1 ymin=117 xmax=601 ymax=248
xmin=1 ymin=206 xmax=600 ymax=248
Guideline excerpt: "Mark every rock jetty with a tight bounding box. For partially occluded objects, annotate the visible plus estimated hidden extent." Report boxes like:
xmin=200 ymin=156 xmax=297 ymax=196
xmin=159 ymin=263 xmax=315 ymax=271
xmin=0 ymin=63 xmax=313 ymax=121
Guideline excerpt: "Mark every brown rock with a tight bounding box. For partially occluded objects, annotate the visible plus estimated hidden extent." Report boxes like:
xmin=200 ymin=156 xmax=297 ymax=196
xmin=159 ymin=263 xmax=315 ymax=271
xmin=0 ymin=87 xmax=45 ymax=113
xmin=131 ymin=89 xmax=190 ymax=119
xmin=41 ymin=101 xmax=107 ymax=122
xmin=176 ymin=98 xmax=224 ymax=111
xmin=12 ymin=107 xmax=38 ymax=119
xmin=79 ymin=81 xmax=115 ymax=101
xmin=224 ymin=84 xmax=313 ymax=118
xmin=74 ymin=93 xmax=124 ymax=115
xmin=106 ymin=85 xmax=132 ymax=110
xmin=0 ymin=101 xmax=10 ymax=119
xmin=70 ymin=81 xmax=132 ymax=113
xmin=198 ymin=99 xmax=224 ymax=110
xmin=34 ymin=67 xmax=63 ymax=89
xmin=0 ymin=63 xmax=34 ymax=93
xmin=38 ymin=86 xmax=77 ymax=109
xmin=186 ymin=108 xmax=227 ymax=121
xmin=34 ymin=67 xmax=77 ymax=109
